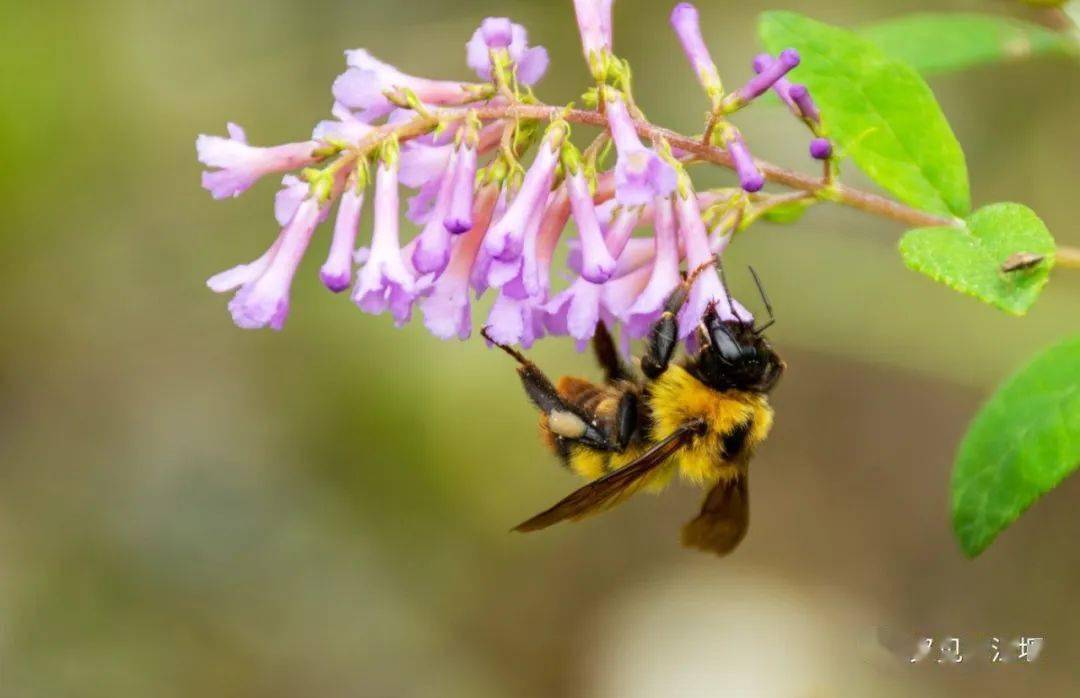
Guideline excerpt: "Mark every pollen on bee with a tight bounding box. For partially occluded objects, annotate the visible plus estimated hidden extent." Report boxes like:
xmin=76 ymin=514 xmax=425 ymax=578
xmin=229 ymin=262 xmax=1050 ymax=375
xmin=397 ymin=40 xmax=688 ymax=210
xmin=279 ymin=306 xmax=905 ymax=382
xmin=548 ymin=410 xmax=588 ymax=439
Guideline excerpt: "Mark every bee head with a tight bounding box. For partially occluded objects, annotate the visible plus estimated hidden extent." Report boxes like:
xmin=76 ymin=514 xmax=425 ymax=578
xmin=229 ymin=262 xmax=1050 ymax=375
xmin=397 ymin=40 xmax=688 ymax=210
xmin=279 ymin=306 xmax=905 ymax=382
xmin=688 ymin=304 xmax=785 ymax=394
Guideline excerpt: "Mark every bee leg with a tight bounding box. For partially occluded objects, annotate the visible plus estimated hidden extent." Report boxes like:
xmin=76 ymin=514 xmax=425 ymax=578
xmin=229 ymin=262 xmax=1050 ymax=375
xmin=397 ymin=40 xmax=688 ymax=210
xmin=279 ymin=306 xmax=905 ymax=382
xmin=640 ymin=310 xmax=679 ymax=379
xmin=592 ymin=321 xmax=632 ymax=383
xmin=482 ymin=327 xmax=617 ymax=451
xmin=640 ymin=258 xmax=716 ymax=378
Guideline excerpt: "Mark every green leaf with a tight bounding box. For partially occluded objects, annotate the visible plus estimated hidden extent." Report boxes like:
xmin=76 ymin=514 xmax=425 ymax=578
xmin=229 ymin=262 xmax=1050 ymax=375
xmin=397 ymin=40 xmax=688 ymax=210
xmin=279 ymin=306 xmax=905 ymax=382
xmin=759 ymin=11 xmax=970 ymax=217
xmin=761 ymin=198 xmax=814 ymax=224
xmin=862 ymin=13 xmax=1077 ymax=75
xmin=899 ymin=203 xmax=1054 ymax=315
xmin=952 ymin=337 xmax=1080 ymax=557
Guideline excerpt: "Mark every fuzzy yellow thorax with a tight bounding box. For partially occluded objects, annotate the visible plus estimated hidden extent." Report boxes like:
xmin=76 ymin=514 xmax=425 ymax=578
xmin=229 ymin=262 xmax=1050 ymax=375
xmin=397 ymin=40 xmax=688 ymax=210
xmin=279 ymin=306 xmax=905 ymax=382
xmin=648 ymin=364 xmax=773 ymax=485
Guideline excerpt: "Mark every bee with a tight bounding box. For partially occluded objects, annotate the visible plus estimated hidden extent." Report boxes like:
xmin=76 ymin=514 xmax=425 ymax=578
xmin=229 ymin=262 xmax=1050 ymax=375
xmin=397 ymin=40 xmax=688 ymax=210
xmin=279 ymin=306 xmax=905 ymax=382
xmin=484 ymin=262 xmax=784 ymax=555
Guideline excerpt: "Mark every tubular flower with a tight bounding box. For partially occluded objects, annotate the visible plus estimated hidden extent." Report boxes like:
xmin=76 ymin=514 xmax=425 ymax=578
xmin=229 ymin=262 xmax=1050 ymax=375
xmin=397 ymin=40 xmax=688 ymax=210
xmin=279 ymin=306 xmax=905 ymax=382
xmin=623 ymin=196 xmax=682 ymax=338
xmin=398 ymin=143 xmax=452 ymax=189
xmin=444 ymin=140 xmax=478 ymax=234
xmin=483 ymin=126 xmax=564 ymax=261
xmin=544 ymin=201 xmax=640 ymax=350
xmin=406 ymin=174 xmax=444 ymax=226
xmin=274 ymin=175 xmax=312 ymax=226
xmin=420 ymin=185 xmax=499 ymax=340
xmin=200 ymin=6 xmax=800 ymax=350
xmin=674 ymin=187 xmax=751 ymax=339
xmin=752 ymin=53 xmax=821 ymax=126
xmin=334 ymin=49 xmax=481 ymax=121
xmin=197 ymin=123 xmax=319 ymax=199
xmin=723 ymin=128 xmax=765 ymax=193
xmin=669 ymin=3 xmax=722 ymax=103
xmin=601 ymin=263 xmax=653 ymax=355
xmin=788 ymin=84 xmax=822 ymax=124
xmin=572 ymin=0 xmax=614 ymax=71
xmin=466 ymin=19 xmax=550 ymax=85
xmin=602 ymin=205 xmax=642 ymax=265
xmin=564 ymin=159 xmax=616 ymax=283
xmin=543 ymin=277 xmax=605 ymax=351
xmin=321 ymin=187 xmax=364 ymax=292
xmin=411 ymin=151 xmax=459 ymax=275
xmin=606 ymin=95 xmax=677 ymax=206
xmin=486 ymin=290 xmax=547 ymax=349
xmin=725 ymin=48 xmax=799 ymax=111
xmin=226 ymin=197 xmax=323 ymax=330
xmin=352 ymin=158 xmax=416 ymax=324
xmin=313 ymin=104 xmax=374 ymax=143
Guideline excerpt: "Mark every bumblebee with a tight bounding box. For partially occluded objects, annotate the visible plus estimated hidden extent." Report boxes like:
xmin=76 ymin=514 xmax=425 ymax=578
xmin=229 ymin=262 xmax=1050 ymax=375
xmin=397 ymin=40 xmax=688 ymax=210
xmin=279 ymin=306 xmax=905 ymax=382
xmin=485 ymin=263 xmax=784 ymax=555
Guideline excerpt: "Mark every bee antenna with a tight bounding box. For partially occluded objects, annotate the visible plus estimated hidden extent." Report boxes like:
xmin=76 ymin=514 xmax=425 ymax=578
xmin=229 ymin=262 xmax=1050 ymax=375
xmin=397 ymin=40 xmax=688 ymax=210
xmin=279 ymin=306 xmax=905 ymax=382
xmin=715 ymin=258 xmax=746 ymax=325
xmin=748 ymin=265 xmax=776 ymax=335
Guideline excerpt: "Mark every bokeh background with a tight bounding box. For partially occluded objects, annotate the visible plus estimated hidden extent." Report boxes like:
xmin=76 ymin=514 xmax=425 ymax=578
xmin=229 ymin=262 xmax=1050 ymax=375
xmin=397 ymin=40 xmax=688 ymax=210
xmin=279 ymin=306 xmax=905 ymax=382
xmin=4 ymin=0 xmax=1080 ymax=695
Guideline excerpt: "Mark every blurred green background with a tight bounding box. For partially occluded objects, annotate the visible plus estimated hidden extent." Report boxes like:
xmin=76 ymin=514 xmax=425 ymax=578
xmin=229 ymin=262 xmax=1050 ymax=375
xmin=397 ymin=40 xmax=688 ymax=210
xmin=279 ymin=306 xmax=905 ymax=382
xmin=3 ymin=0 xmax=1080 ymax=695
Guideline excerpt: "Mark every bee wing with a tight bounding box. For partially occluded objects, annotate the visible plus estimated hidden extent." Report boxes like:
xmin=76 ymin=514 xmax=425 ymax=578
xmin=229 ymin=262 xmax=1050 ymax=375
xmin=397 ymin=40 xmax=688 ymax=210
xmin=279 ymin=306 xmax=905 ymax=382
xmin=681 ymin=469 xmax=750 ymax=556
xmin=513 ymin=422 xmax=702 ymax=533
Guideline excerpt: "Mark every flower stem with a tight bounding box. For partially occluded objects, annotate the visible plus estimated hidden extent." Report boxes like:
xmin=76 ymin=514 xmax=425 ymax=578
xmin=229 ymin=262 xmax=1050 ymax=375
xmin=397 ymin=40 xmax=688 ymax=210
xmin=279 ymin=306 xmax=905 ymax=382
xmin=1056 ymin=245 xmax=1080 ymax=269
xmin=380 ymin=101 xmax=1070 ymax=242
xmin=495 ymin=103 xmax=959 ymax=227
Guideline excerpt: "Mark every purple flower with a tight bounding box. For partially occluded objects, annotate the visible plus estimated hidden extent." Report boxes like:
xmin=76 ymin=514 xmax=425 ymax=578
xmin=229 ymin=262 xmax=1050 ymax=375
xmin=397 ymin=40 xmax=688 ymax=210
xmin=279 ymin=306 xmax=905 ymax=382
xmin=608 ymin=237 xmax=656 ymax=278
xmin=788 ymin=84 xmax=821 ymax=124
xmin=334 ymin=49 xmax=478 ymax=121
xmin=728 ymin=48 xmax=799 ymax=109
xmin=724 ymin=131 xmax=765 ymax=193
xmin=601 ymin=263 xmax=654 ymax=356
xmin=466 ymin=19 xmax=549 ymax=85
xmin=352 ymin=159 xmax=416 ymax=324
xmin=225 ymin=197 xmax=323 ymax=330
xmin=604 ymin=262 xmax=652 ymax=318
xmin=487 ymin=256 xmax=524 ymax=294
xmin=543 ymin=278 xmax=604 ymax=350
xmin=420 ymin=185 xmax=500 ymax=340
xmin=606 ymin=95 xmax=677 ymax=206
xmin=752 ymin=54 xmax=820 ymax=124
xmin=401 ymin=124 xmax=495 ymax=226
xmin=485 ymin=291 xmax=546 ymax=348
xmin=406 ymin=174 xmax=444 ymax=225
xmin=274 ymin=174 xmax=336 ymax=229
xmin=674 ymin=190 xmax=751 ymax=338
xmin=493 ymin=186 xmax=554 ymax=299
xmin=411 ymin=151 xmax=458 ymax=275
xmin=312 ymin=104 xmax=374 ymax=143
xmin=483 ymin=128 xmax=563 ymax=260
xmin=481 ymin=17 xmax=513 ymax=47
xmin=274 ymin=175 xmax=310 ymax=226
xmin=601 ymin=204 xmax=642 ymax=268
xmin=470 ymin=189 xmax=509 ymax=295
xmin=623 ymin=197 xmax=681 ymax=337
xmin=565 ymin=168 xmax=616 ymax=283
xmin=525 ymin=186 xmax=571 ymax=299
xmin=669 ymin=4 xmax=722 ymax=102
xmin=398 ymin=142 xmax=452 ymax=188
xmin=207 ymin=236 xmax=283 ymax=294
xmin=444 ymin=141 xmax=478 ymax=234
xmin=810 ymin=137 xmax=832 ymax=160
xmin=573 ymin=0 xmax=614 ymax=64
xmin=197 ymin=123 xmax=318 ymax=199
xmin=542 ymin=199 xmax=636 ymax=349
xmin=320 ymin=187 xmax=364 ymax=292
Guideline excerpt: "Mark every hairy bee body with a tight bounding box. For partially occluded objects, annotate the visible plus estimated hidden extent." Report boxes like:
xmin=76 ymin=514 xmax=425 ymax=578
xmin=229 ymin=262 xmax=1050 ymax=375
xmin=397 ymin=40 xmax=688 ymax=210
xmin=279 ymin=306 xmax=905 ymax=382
xmin=545 ymin=366 xmax=773 ymax=492
xmin=488 ymin=264 xmax=784 ymax=555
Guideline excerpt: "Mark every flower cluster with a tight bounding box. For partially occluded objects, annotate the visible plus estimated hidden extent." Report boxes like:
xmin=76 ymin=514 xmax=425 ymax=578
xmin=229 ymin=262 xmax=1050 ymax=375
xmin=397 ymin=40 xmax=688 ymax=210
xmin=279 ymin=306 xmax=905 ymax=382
xmin=197 ymin=0 xmax=827 ymax=351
